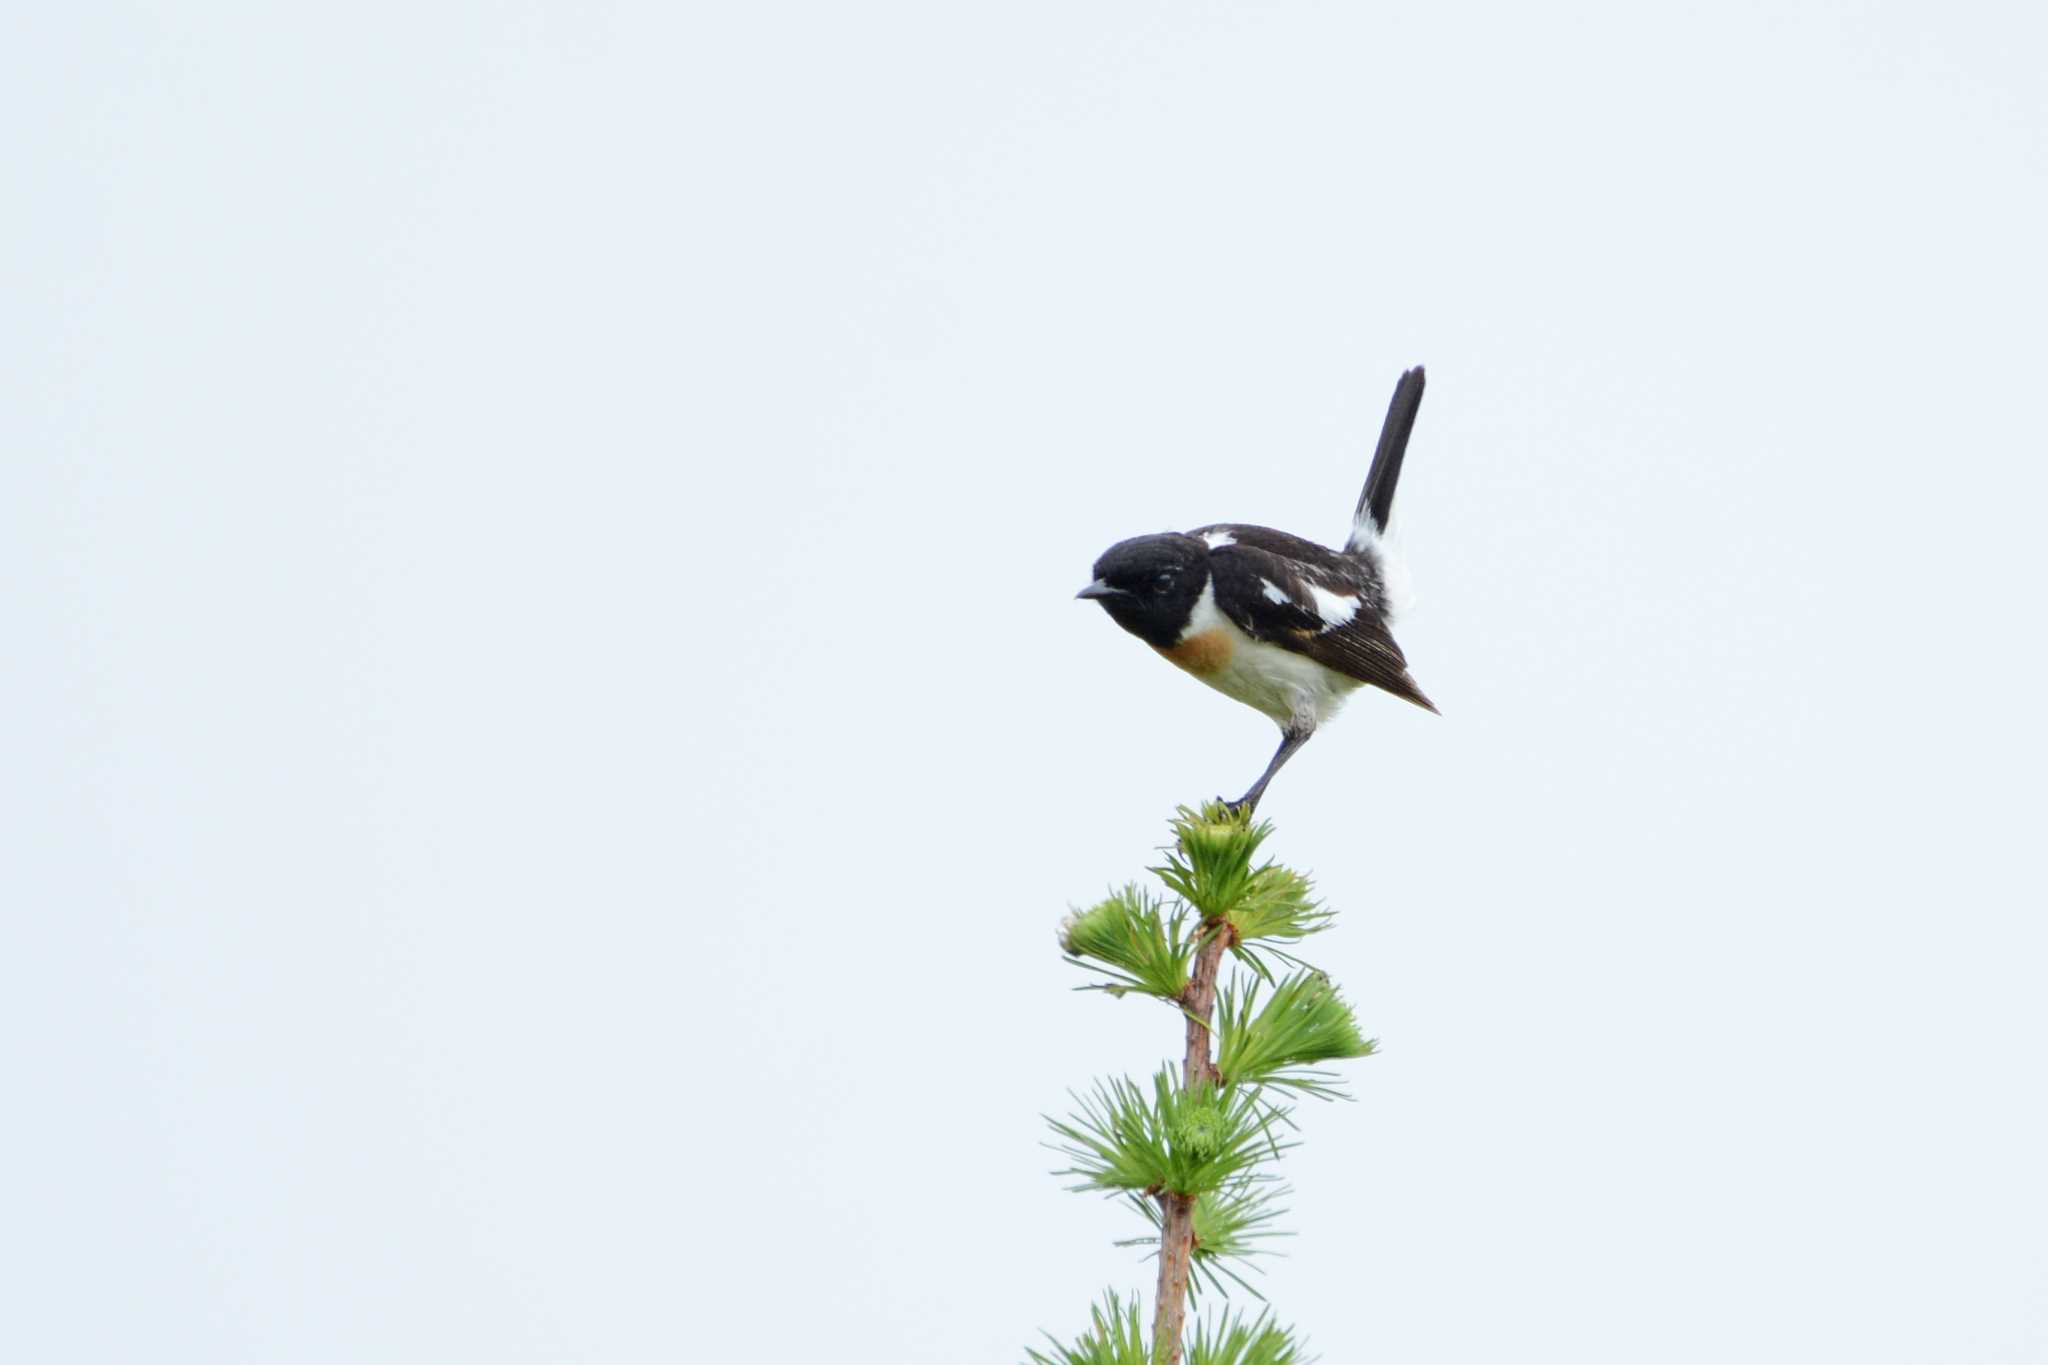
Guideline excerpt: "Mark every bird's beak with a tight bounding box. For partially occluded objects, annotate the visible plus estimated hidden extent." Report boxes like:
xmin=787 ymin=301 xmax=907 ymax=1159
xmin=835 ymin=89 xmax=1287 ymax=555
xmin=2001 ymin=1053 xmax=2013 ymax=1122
xmin=1076 ymin=580 xmax=1127 ymax=601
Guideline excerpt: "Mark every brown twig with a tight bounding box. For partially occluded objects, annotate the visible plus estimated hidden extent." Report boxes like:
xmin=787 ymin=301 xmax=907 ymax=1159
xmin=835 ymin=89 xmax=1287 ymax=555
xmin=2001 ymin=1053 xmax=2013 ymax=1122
xmin=1150 ymin=921 xmax=1232 ymax=1364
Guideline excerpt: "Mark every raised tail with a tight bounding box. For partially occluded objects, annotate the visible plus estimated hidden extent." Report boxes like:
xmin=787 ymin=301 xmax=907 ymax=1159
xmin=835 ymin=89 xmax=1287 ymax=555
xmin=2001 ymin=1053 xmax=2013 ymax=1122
xmin=1348 ymin=365 xmax=1425 ymax=552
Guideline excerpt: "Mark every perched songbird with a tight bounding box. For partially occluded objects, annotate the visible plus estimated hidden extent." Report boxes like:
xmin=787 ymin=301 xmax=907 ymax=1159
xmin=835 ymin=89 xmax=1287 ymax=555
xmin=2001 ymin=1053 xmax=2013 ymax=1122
xmin=1077 ymin=367 xmax=1438 ymax=811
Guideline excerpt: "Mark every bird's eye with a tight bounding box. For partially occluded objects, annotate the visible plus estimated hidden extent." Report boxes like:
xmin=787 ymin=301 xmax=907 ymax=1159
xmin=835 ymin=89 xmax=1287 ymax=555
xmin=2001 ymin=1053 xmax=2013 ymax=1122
xmin=1153 ymin=572 xmax=1175 ymax=589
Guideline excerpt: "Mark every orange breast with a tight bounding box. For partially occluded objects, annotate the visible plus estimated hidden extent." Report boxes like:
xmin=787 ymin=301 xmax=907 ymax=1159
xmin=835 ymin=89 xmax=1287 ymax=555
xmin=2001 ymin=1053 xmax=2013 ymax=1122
xmin=1155 ymin=629 xmax=1233 ymax=677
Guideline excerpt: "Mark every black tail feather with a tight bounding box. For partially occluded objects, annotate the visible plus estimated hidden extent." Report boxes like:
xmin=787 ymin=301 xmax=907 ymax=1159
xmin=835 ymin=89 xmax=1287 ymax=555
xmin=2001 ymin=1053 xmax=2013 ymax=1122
xmin=1352 ymin=366 xmax=1426 ymax=540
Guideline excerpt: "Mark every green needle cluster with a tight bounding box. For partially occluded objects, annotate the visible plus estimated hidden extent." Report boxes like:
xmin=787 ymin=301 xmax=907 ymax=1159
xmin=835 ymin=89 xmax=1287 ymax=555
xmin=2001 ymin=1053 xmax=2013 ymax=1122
xmin=1061 ymin=884 xmax=1193 ymax=1000
xmin=1215 ymin=973 xmax=1375 ymax=1099
xmin=1028 ymin=1295 xmax=1307 ymax=1365
xmin=1153 ymin=805 xmax=1334 ymax=970
xmin=1218 ymin=864 xmax=1332 ymax=956
xmin=1025 ymin=1293 xmax=1150 ymax=1365
xmin=1121 ymin=1178 xmax=1291 ymax=1298
xmin=1152 ymin=806 xmax=1274 ymax=919
xmin=1185 ymin=1308 xmax=1308 ymax=1365
xmin=1049 ymin=1070 xmax=1287 ymax=1198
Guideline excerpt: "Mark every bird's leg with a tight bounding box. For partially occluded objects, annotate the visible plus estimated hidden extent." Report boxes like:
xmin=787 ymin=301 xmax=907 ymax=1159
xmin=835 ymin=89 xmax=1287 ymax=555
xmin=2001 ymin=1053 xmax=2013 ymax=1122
xmin=1225 ymin=726 xmax=1312 ymax=815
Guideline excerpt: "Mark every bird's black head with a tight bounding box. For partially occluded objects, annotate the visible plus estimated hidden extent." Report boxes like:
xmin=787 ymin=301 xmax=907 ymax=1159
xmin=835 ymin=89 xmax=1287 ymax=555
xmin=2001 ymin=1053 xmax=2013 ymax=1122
xmin=1077 ymin=533 xmax=1209 ymax=648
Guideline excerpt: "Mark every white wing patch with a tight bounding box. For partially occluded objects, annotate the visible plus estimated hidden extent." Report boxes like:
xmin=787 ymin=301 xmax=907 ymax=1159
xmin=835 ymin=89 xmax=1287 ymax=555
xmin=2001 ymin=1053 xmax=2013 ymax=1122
xmin=1201 ymin=529 xmax=1236 ymax=549
xmin=1305 ymin=582 xmax=1360 ymax=629
xmin=1259 ymin=577 xmax=1291 ymax=606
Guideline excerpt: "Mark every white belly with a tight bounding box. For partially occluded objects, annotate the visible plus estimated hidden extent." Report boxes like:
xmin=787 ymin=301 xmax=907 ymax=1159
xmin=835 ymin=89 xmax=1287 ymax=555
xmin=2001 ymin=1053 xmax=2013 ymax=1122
xmin=1165 ymin=586 xmax=1360 ymax=729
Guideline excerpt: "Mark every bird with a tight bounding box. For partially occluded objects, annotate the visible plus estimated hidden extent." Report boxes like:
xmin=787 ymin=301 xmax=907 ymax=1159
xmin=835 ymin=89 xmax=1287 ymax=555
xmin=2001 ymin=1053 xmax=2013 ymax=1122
xmin=1076 ymin=366 xmax=1437 ymax=812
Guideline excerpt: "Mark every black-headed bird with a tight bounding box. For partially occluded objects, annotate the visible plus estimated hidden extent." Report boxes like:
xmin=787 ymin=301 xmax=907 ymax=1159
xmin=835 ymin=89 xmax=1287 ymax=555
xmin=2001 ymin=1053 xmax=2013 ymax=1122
xmin=1077 ymin=367 xmax=1438 ymax=811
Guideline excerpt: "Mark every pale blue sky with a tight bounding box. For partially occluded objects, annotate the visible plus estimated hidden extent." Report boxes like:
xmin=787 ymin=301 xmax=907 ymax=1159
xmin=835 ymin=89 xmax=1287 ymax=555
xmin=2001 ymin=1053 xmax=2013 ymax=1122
xmin=5 ymin=3 xmax=2046 ymax=1361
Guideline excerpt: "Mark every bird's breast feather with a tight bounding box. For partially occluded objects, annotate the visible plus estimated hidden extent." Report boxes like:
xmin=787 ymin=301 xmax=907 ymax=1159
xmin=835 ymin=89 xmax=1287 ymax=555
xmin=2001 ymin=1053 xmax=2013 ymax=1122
xmin=1155 ymin=629 xmax=1233 ymax=676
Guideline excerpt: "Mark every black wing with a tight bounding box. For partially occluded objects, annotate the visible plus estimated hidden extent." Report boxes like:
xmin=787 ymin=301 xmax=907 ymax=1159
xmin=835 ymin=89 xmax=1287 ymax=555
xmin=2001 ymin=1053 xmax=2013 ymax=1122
xmin=1297 ymin=614 xmax=1437 ymax=713
xmin=1199 ymin=530 xmax=1437 ymax=713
